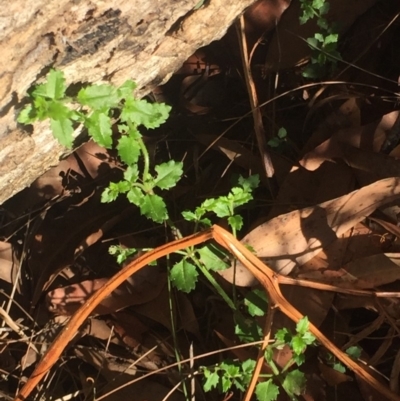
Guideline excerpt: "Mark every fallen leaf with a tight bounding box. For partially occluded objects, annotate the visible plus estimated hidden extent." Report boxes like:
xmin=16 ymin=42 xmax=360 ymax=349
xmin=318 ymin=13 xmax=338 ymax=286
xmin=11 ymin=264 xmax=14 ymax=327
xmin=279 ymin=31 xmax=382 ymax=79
xmin=220 ymin=177 xmax=400 ymax=285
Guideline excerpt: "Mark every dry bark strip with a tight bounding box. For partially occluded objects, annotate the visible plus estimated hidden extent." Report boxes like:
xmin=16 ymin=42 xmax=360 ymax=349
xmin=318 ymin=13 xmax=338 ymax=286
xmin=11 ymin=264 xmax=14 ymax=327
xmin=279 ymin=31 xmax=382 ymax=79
xmin=0 ymin=0 xmax=256 ymax=205
xmin=15 ymin=178 xmax=400 ymax=401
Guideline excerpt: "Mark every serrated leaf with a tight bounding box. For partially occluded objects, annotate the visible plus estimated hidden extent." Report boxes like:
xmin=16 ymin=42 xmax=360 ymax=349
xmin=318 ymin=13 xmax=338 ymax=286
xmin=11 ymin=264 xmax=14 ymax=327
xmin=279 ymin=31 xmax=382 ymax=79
xmin=154 ymin=160 xmax=183 ymax=189
xmin=204 ymin=196 xmax=230 ymax=218
xmin=324 ymin=33 xmax=339 ymax=45
xmin=292 ymin=336 xmax=306 ymax=355
xmin=126 ymin=187 xmax=143 ymax=206
xmin=17 ymin=105 xmax=35 ymax=124
xmin=245 ymin=289 xmax=268 ymax=317
xmin=77 ymin=84 xmax=119 ymax=109
xmin=117 ymin=135 xmax=141 ymax=165
xmin=197 ymin=244 xmax=229 ymax=271
xmin=85 ymin=110 xmax=112 ymax=148
xmin=238 ymin=174 xmax=260 ymax=191
xmin=255 ymin=380 xmax=280 ymax=401
xmin=182 ymin=210 xmax=197 ymax=222
xmin=101 ymin=184 xmax=120 ymax=203
xmin=170 ymin=259 xmax=198 ymax=292
xmin=301 ymin=331 xmax=316 ymax=345
xmin=121 ymin=97 xmax=171 ymax=128
xmin=140 ymin=193 xmax=168 ymax=223
xmin=296 ymin=316 xmax=309 ymax=335
xmin=228 ymin=215 xmax=243 ymax=231
xmin=282 ymin=369 xmax=306 ymax=398
xmin=33 ymin=69 xmax=66 ymax=100
xmin=124 ymin=165 xmax=139 ymax=183
xmin=117 ymin=80 xmax=137 ymax=99
xmin=221 ymin=376 xmax=232 ymax=392
xmin=50 ymin=118 xmax=74 ymax=148
xmin=47 ymin=101 xmax=72 ymax=120
xmin=275 ymin=327 xmax=291 ymax=344
xmin=241 ymin=359 xmax=256 ymax=375
xmin=203 ymin=369 xmax=220 ymax=392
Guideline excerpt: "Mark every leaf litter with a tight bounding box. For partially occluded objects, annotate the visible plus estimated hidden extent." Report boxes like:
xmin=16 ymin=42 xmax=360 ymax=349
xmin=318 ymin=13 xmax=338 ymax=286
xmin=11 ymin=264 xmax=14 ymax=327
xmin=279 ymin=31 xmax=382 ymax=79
xmin=2 ymin=1 xmax=400 ymax=400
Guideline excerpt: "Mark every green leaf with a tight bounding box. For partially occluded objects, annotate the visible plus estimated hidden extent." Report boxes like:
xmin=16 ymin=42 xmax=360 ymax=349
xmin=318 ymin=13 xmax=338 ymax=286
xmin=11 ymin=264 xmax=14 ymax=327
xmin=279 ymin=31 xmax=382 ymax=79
xmin=324 ymin=33 xmax=339 ymax=45
xmin=117 ymin=80 xmax=137 ymax=99
xmin=33 ymin=69 xmax=66 ymax=100
xmin=292 ymin=336 xmax=306 ymax=355
xmin=127 ymin=187 xmax=143 ymax=206
xmin=282 ymin=369 xmax=306 ymax=398
xmin=77 ymin=84 xmax=119 ymax=109
xmin=275 ymin=327 xmax=291 ymax=345
xmin=154 ymin=160 xmax=183 ymax=189
xmin=197 ymin=244 xmax=229 ymax=271
xmin=296 ymin=316 xmax=309 ymax=335
xmin=117 ymin=135 xmax=141 ymax=165
xmin=203 ymin=196 xmax=230 ymax=218
xmin=121 ymin=97 xmax=171 ymax=129
xmin=109 ymin=245 xmax=137 ymax=264
xmin=278 ymin=127 xmax=287 ymax=139
xmin=85 ymin=110 xmax=112 ymax=148
xmin=241 ymin=359 xmax=256 ymax=375
xmin=333 ymin=362 xmax=346 ymax=373
xmin=221 ymin=375 xmax=232 ymax=392
xmin=140 ymin=193 xmax=168 ymax=223
xmin=124 ymin=165 xmax=139 ymax=183
xmin=182 ymin=211 xmax=197 ymax=222
xmin=228 ymin=215 xmax=243 ymax=231
xmin=268 ymin=138 xmax=280 ymax=148
xmin=18 ymin=105 xmax=35 ymax=124
xmin=245 ymin=289 xmax=268 ymax=317
xmin=47 ymin=101 xmax=72 ymax=120
xmin=255 ymin=380 xmax=280 ymax=401
xmin=230 ymin=187 xmax=253 ymax=207
xmin=50 ymin=118 xmax=74 ymax=148
xmin=203 ymin=368 xmax=220 ymax=392
xmin=301 ymin=331 xmax=316 ymax=345
xmin=307 ymin=37 xmax=319 ymax=48
xmin=238 ymin=174 xmax=260 ymax=191
xmin=102 ymin=184 xmax=120 ymax=203
xmin=346 ymin=346 xmax=361 ymax=359
xmin=170 ymin=259 xmax=198 ymax=292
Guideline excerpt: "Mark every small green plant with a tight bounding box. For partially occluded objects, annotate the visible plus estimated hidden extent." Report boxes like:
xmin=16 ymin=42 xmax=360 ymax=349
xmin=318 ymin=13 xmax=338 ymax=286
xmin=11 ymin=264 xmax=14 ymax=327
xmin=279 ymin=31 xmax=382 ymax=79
xmin=299 ymin=0 xmax=341 ymax=78
xmin=324 ymin=345 xmax=362 ymax=373
xmin=268 ymin=127 xmax=287 ymax=149
xmin=19 ymin=69 xmax=317 ymax=400
xmin=201 ymin=311 xmax=317 ymax=401
xmin=18 ymin=69 xmax=182 ymax=223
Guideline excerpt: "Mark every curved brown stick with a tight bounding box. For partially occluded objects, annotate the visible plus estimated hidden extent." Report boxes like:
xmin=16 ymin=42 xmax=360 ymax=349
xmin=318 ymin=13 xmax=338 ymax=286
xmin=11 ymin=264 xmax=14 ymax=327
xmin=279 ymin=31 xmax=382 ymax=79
xmin=15 ymin=229 xmax=214 ymax=401
xmin=15 ymin=225 xmax=400 ymax=401
xmin=212 ymin=226 xmax=400 ymax=401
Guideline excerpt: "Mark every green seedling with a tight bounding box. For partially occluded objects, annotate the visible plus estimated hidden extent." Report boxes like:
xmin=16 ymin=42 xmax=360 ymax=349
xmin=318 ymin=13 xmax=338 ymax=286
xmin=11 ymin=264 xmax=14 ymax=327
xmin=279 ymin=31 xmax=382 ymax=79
xmin=299 ymin=0 xmax=341 ymax=78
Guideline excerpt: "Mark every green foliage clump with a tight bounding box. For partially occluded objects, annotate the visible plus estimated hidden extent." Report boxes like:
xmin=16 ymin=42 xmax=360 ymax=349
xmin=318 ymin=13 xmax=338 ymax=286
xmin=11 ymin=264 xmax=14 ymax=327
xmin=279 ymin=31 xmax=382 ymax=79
xmin=202 ymin=312 xmax=317 ymax=401
xmin=18 ymin=69 xmax=181 ymax=223
xmin=299 ymin=0 xmax=341 ymax=78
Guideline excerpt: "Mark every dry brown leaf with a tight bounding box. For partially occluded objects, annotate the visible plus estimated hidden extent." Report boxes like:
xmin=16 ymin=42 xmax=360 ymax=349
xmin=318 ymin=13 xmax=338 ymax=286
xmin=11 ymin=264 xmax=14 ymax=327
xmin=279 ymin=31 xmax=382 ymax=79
xmin=267 ymin=160 xmax=355 ymax=220
xmin=0 ymin=241 xmax=17 ymax=285
xmin=300 ymin=111 xmax=398 ymax=171
xmin=47 ymin=266 xmax=166 ymax=316
xmin=220 ymin=177 xmax=400 ymax=285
